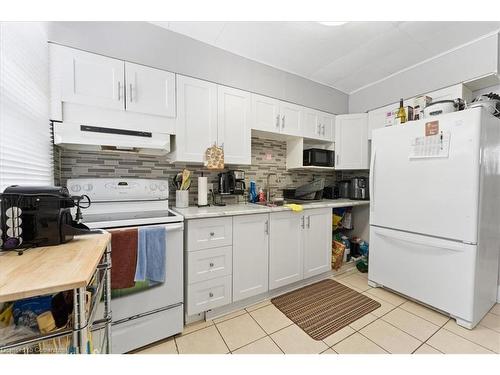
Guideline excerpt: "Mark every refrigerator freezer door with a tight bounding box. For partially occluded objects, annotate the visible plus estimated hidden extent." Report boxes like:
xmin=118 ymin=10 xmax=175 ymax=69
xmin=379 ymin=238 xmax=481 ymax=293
xmin=370 ymin=109 xmax=482 ymax=243
xmin=369 ymin=226 xmax=477 ymax=325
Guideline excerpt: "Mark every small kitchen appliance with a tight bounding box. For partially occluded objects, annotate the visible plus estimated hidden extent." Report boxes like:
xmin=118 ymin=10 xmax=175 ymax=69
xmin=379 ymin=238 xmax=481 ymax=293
xmin=423 ymin=98 xmax=465 ymax=118
xmin=338 ymin=180 xmax=351 ymax=199
xmin=323 ymin=183 xmax=340 ymax=199
xmin=349 ymin=177 xmax=369 ymax=200
xmin=468 ymin=92 xmax=500 ymax=118
xmin=217 ymin=172 xmax=233 ymax=195
xmin=0 ymin=185 xmax=92 ymax=251
xmin=303 ymin=148 xmax=335 ymax=167
xmin=229 ymin=170 xmax=246 ymax=195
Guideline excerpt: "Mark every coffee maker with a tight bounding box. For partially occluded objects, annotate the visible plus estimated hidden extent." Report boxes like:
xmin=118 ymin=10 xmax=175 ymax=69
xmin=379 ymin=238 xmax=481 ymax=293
xmin=217 ymin=172 xmax=233 ymax=195
xmin=230 ymin=170 xmax=246 ymax=195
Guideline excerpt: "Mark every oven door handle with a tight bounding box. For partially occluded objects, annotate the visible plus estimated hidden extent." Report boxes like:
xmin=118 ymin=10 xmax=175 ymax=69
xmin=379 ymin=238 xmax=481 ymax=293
xmin=107 ymin=223 xmax=184 ymax=232
xmin=162 ymin=223 xmax=184 ymax=232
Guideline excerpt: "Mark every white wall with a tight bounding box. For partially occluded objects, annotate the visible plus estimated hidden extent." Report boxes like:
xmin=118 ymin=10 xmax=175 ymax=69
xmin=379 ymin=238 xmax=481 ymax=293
xmin=349 ymin=33 xmax=500 ymax=113
xmin=46 ymin=22 xmax=348 ymax=115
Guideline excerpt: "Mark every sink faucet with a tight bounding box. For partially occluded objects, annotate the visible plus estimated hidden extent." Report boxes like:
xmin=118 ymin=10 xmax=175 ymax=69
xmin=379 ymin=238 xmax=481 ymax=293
xmin=266 ymin=173 xmax=277 ymax=202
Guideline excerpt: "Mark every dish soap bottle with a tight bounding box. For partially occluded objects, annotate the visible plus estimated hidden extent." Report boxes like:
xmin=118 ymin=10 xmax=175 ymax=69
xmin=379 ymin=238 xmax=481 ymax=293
xmin=249 ymin=181 xmax=258 ymax=203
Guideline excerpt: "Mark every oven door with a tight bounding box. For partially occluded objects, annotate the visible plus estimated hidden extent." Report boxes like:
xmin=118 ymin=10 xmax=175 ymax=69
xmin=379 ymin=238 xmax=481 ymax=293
xmin=107 ymin=222 xmax=184 ymax=322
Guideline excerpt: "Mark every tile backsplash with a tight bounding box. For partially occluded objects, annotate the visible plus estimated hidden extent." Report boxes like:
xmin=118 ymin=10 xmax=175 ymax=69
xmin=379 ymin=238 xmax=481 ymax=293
xmin=55 ymin=136 xmax=341 ymax=205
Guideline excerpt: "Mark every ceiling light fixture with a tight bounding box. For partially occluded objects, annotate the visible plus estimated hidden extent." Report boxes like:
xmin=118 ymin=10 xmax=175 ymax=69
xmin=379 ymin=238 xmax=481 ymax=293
xmin=317 ymin=21 xmax=347 ymax=27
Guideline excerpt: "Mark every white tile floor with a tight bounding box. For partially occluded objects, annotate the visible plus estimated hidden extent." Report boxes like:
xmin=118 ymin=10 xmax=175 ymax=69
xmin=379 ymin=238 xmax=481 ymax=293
xmin=134 ymin=269 xmax=500 ymax=354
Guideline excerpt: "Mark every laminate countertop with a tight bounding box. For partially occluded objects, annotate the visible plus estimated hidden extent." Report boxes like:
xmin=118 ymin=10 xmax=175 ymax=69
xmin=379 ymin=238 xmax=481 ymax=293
xmin=0 ymin=232 xmax=111 ymax=303
xmin=172 ymin=199 xmax=370 ymax=220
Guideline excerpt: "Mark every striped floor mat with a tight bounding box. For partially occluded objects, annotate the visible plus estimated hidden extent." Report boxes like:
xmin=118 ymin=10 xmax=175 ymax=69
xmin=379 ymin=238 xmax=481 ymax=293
xmin=271 ymin=279 xmax=381 ymax=340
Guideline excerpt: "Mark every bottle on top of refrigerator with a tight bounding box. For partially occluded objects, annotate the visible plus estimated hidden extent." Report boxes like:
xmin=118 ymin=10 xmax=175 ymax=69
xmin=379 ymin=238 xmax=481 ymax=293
xmin=396 ymin=98 xmax=407 ymax=124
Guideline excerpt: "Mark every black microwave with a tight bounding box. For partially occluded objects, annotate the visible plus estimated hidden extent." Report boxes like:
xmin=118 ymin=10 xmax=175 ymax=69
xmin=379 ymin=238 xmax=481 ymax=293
xmin=303 ymin=148 xmax=335 ymax=167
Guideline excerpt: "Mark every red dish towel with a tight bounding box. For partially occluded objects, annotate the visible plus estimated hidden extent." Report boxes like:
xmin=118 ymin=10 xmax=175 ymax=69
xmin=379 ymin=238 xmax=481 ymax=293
xmin=110 ymin=228 xmax=138 ymax=289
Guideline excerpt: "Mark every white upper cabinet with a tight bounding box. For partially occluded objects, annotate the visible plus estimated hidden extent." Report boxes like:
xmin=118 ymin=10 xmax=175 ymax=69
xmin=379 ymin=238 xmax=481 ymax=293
xmin=303 ymin=208 xmax=332 ymax=279
xmin=175 ymin=75 xmax=218 ymax=163
xmin=232 ymin=214 xmax=269 ymax=302
xmin=251 ymin=93 xmax=303 ymax=137
xmin=301 ymin=109 xmax=320 ymax=139
xmin=217 ymin=86 xmax=251 ymax=165
xmin=318 ymin=111 xmax=335 ymax=142
xmin=335 ymin=113 xmax=369 ymax=170
xmin=300 ymin=109 xmax=335 ymax=141
xmin=125 ymin=62 xmax=175 ymax=117
xmin=51 ymin=44 xmax=176 ymax=120
xmin=279 ymin=101 xmax=302 ymax=136
xmin=252 ymin=93 xmax=281 ymax=133
xmin=56 ymin=45 xmax=125 ymax=111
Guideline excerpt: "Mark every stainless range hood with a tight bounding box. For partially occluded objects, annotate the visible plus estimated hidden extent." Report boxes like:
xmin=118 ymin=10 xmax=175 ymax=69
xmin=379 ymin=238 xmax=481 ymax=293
xmin=53 ymin=122 xmax=170 ymax=155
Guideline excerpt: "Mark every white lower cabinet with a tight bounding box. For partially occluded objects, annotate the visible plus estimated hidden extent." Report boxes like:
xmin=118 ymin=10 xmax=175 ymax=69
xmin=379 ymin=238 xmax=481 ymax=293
xmin=269 ymin=211 xmax=304 ymax=290
xmin=187 ymin=275 xmax=232 ymax=316
xmin=185 ymin=209 xmax=332 ymax=315
xmin=303 ymin=208 xmax=332 ymax=278
xmin=187 ymin=246 xmax=232 ymax=284
xmin=232 ymin=214 xmax=269 ymax=302
xmin=269 ymin=209 xmax=332 ymax=290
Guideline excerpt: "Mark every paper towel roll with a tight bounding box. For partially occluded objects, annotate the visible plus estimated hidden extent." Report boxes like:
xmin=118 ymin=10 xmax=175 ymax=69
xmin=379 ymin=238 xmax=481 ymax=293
xmin=198 ymin=176 xmax=208 ymax=206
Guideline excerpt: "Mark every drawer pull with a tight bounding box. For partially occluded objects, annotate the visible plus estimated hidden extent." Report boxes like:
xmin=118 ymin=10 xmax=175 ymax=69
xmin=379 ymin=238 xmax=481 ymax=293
xmin=209 ymin=262 xmax=214 ymax=267
xmin=209 ymin=292 xmax=214 ymax=298
xmin=209 ymin=232 xmax=215 ymax=237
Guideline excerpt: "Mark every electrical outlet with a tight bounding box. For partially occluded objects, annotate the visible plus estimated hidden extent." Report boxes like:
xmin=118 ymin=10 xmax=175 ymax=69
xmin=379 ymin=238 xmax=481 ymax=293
xmin=207 ymin=183 xmax=214 ymax=192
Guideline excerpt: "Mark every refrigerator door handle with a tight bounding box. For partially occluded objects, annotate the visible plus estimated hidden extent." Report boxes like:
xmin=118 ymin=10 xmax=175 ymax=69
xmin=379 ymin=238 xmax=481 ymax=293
xmin=369 ymin=148 xmax=376 ymax=212
xmin=375 ymin=229 xmax=465 ymax=252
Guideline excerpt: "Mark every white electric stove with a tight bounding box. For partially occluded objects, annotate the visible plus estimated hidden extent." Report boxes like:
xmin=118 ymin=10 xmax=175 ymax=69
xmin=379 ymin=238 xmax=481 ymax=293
xmin=66 ymin=178 xmax=184 ymax=354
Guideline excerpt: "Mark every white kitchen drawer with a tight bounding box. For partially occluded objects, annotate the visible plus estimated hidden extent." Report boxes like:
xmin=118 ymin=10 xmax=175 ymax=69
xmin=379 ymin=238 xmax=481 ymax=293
xmin=187 ymin=275 xmax=232 ymax=315
xmin=186 ymin=217 xmax=233 ymax=251
xmin=187 ymin=246 xmax=232 ymax=284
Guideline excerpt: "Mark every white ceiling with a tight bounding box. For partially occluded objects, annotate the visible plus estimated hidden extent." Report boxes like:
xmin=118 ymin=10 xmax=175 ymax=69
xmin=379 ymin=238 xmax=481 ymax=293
xmin=151 ymin=21 xmax=500 ymax=94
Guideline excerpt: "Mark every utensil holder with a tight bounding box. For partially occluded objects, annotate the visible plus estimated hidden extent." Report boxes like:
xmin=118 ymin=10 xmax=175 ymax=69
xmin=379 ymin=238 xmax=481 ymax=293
xmin=175 ymin=190 xmax=189 ymax=208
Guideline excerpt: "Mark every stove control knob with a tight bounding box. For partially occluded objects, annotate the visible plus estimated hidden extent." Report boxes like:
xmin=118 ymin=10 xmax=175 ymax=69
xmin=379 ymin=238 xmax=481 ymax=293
xmin=83 ymin=184 xmax=93 ymax=192
xmin=150 ymin=183 xmax=157 ymax=191
xmin=159 ymin=184 xmax=166 ymax=192
xmin=70 ymin=184 xmax=81 ymax=192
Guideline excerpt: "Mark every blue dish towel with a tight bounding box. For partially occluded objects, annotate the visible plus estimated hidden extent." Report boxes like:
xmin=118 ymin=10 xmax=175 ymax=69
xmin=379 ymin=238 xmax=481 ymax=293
xmin=134 ymin=226 xmax=166 ymax=283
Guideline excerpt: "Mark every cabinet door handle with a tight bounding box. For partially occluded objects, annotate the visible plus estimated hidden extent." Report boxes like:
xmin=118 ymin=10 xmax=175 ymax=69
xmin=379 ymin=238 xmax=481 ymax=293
xmin=117 ymin=81 xmax=122 ymax=101
xmin=307 ymin=216 xmax=311 ymax=229
xmin=336 ymin=154 xmax=339 ymax=166
xmin=322 ymin=124 xmax=325 ymax=136
xmin=210 ymin=232 xmax=215 ymax=237
xmin=282 ymin=115 xmax=285 ymax=129
xmin=265 ymin=220 xmax=269 ymax=235
xmin=317 ymin=123 xmax=321 ymax=134
xmin=209 ymin=292 xmax=214 ymax=298
xmin=301 ymin=216 xmax=305 ymax=229
xmin=276 ymin=114 xmax=280 ymax=128
xmin=129 ymin=83 xmax=133 ymax=102
xmin=209 ymin=262 xmax=214 ymax=268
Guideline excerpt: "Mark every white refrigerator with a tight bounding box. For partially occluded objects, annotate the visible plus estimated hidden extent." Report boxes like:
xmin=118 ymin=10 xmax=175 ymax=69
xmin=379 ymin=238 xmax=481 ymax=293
xmin=369 ymin=107 xmax=500 ymax=329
